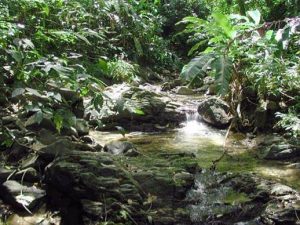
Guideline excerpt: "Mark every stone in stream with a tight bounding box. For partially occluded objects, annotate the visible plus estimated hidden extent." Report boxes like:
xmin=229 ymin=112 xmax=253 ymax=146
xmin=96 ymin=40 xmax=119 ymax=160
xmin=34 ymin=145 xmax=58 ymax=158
xmin=197 ymin=97 xmax=232 ymax=128
xmin=0 ymin=180 xmax=45 ymax=210
xmin=74 ymin=119 xmax=89 ymax=136
xmin=103 ymin=140 xmax=139 ymax=156
xmin=175 ymin=86 xmax=195 ymax=95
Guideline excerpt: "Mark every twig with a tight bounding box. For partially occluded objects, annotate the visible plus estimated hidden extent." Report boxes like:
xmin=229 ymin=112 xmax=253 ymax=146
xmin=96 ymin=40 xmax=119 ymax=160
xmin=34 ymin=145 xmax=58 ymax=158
xmin=211 ymin=120 xmax=233 ymax=169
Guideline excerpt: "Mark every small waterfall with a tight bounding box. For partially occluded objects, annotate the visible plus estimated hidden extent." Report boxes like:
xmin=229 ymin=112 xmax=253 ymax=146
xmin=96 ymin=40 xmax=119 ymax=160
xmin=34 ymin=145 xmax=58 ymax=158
xmin=179 ymin=109 xmax=211 ymax=136
xmin=177 ymin=106 xmax=225 ymax=142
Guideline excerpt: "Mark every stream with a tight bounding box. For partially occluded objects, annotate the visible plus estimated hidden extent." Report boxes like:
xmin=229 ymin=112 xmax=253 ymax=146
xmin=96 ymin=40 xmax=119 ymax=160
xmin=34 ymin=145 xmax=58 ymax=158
xmin=2 ymin=84 xmax=300 ymax=225
xmin=91 ymin=106 xmax=300 ymax=191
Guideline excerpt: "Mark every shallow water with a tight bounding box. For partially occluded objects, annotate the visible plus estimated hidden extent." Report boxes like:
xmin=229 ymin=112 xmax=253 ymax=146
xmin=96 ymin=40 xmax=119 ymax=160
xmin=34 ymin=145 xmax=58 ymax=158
xmin=90 ymin=113 xmax=300 ymax=191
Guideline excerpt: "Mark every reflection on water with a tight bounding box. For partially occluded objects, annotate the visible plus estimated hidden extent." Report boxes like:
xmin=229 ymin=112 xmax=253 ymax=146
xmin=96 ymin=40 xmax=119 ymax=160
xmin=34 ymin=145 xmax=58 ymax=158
xmin=90 ymin=112 xmax=300 ymax=190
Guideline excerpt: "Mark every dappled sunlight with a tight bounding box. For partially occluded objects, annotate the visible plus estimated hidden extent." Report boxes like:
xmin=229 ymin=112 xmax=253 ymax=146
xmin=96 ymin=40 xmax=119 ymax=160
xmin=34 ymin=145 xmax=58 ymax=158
xmin=256 ymin=165 xmax=300 ymax=189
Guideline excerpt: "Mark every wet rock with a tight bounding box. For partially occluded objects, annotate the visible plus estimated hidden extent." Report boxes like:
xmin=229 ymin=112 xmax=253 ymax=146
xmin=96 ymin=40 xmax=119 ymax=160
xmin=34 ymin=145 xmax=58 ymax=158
xmin=0 ymin=180 xmax=45 ymax=210
xmin=197 ymin=97 xmax=232 ymax=128
xmin=175 ymin=86 xmax=194 ymax=95
xmin=104 ymin=141 xmax=139 ymax=156
xmin=80 ymin=135 xmax=94 ymax=144
xmin=187 ymin=171 xmax=300 ymax=225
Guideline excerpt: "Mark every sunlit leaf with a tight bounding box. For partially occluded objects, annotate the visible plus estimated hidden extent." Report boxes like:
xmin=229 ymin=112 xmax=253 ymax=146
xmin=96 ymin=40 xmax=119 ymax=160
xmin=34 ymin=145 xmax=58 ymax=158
xmin=247 ymin=10 xmax=261 ymax=26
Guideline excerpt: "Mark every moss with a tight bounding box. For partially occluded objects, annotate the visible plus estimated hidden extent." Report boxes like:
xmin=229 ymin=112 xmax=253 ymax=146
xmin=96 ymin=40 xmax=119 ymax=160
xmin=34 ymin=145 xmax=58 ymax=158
xmin=224 ymin=190 xmax=251 ymax=205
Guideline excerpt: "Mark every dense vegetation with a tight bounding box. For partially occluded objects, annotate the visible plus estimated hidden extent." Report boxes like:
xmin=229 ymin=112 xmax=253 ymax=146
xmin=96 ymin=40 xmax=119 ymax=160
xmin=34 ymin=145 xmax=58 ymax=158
xmin=0 ymin=1 xmax=299 ymax=224
xmin=0 ymin=0 xmax=299 ymax=140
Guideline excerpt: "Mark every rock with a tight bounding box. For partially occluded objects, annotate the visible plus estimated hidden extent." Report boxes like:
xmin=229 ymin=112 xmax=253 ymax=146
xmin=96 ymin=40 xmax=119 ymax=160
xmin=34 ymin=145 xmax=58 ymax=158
xmin=0 ymin=168 xmax=13 ymax=183
xmin=203 ymin=76 xmax=214 ymax=85
xmin=175 ymin=86 xmax=194 ymax=95
xmin=38 ymin=139 xmax=74 ymax=161
xmin=38 ymin=139 xmax=102 ymax=162
xmin=257 ymin=136 xmax=300 ymax=160
xmin=270 ymin=184 xmax=295 ymax=196
xmin=0 ymin=180 xmax=45 ymax=210
xmin=42 ymin=148 xmax=198 ymax=224
xmin=161 ymin=79 xmax=184 ymax=91
xmin=80 ymin=136 xmax=94 ymax=144
xmin=187 ymin=171 xmax=300 ymax=225
xmin=86 ymin=84 xmax=167 ymax=129
xmin=197 ymin=97 xmax=232 ymax=128
xmin=74 ymin=119 xmax=89 ymax=136
xmin=36 ymin=129 xmax=57 ymax=145
xmin=207 ymin=83 xmax=217 ymax=95
xmin=103 ymin=141 xmax=139 ymax=156
xmin=80 ymin=199 xmax=103 ymax=217
xmin=6 ymin=142 xmax=31 ymax=162
xmin=263 ymin=144 xmax=300 ymax=160
xmin=44 ymin=151 xmax=144 ymax=223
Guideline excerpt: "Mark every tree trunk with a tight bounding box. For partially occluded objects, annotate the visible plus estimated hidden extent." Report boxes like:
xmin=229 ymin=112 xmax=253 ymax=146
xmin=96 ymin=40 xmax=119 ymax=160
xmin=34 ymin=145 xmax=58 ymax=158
xmin=265 ymin=0 xmax=273 ymax=8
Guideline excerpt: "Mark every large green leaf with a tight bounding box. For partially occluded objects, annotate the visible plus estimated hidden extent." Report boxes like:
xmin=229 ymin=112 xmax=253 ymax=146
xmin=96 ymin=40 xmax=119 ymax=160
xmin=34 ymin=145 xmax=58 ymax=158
xmin=213 ymin=56 xmax=233 ymax=95
xmin=212 ymin=13 xmax=235 ymax=39
xmin=180 ymin=53 xmax=215 ymax=81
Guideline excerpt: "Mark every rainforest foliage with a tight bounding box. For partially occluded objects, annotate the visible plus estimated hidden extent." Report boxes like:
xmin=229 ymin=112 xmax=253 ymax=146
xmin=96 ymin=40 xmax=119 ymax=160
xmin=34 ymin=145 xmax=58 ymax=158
xmin=0 ymin=0 xmax=299 ymax=137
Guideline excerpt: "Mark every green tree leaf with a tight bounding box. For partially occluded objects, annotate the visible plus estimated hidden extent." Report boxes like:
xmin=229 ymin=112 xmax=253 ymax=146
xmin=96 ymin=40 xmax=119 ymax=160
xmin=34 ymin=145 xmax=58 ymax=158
xmin=180 ymin=54 xmax=215 ymax=81
xmin=213 ymin=55 xmax=233 ymax=95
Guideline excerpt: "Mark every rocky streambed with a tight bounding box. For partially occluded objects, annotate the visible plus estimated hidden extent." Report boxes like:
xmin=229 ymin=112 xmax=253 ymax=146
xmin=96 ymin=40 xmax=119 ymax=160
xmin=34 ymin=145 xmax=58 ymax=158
xmin=0 ymin=83 xmax=299 ymax=225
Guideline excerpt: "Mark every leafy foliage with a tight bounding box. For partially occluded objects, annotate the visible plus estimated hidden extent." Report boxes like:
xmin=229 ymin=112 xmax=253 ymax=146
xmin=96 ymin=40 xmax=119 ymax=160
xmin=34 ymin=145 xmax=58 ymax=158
xmin=180 ymin=8 xmax=300 ymax=131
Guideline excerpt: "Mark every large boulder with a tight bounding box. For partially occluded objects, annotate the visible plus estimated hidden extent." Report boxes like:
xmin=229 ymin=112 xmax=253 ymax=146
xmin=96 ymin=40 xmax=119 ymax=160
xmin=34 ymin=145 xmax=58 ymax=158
xmin=87 ymin=84 xmax=166 ymax=122
xmin=85 ymin=84 xmax=187 ymax=131
xmin=43 ymin=150 xmax=197 ymax=224
xmin=197 ymin=97 xmax=232 ymax=128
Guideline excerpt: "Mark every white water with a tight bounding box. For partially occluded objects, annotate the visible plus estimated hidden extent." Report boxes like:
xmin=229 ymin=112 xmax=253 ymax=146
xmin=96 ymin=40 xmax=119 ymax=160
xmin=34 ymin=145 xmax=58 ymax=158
xmin=177 ymin=110 xmax=225 ymax=145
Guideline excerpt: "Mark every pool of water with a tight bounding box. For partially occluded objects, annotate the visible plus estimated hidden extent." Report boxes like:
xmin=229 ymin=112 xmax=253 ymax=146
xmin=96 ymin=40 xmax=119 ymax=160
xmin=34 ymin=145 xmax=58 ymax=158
xmin=90 ymin=115 xmax=300 ymax=191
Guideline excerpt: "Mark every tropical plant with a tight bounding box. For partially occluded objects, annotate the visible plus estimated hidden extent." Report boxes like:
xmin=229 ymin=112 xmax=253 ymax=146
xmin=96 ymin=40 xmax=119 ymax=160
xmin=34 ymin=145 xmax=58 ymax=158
xmin=179 ymin=9 xmax=300 ymax=130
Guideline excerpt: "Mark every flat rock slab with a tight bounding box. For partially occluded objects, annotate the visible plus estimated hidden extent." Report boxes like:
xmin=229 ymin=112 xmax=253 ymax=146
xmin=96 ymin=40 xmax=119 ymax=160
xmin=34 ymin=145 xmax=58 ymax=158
xmin=43 ymin=150 xmax=198 ymax=225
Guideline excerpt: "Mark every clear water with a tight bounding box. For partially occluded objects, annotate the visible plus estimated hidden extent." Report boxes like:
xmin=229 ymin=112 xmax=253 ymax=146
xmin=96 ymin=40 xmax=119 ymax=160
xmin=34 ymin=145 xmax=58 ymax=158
xmin=90 ymin=111 xmax=300 ymax=191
